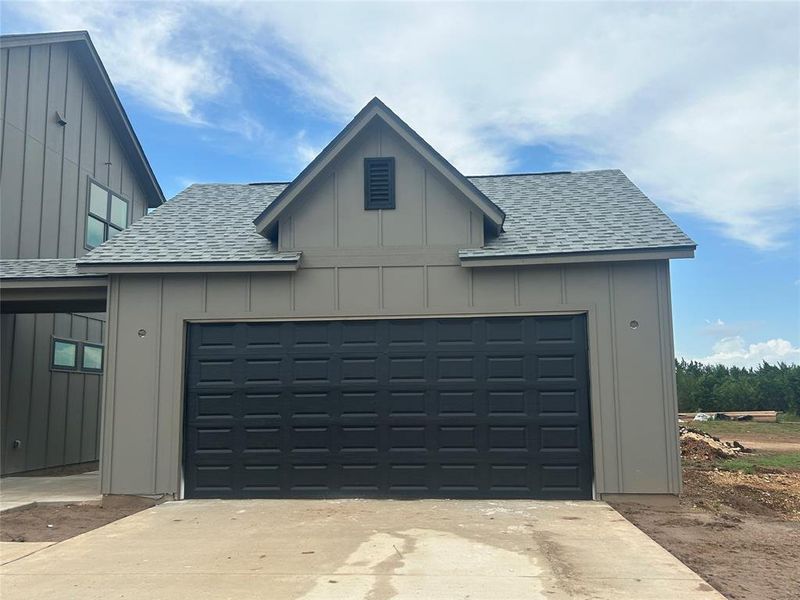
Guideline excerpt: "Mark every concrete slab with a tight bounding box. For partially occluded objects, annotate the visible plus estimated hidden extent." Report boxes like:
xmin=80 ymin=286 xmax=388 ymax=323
xmin=0 ymin=499 xmax=724 ymax=599
xmin=0 ymin=542 xmax=55 ymax=565
xmin=0 ymin=471 xmax=100 ymax=512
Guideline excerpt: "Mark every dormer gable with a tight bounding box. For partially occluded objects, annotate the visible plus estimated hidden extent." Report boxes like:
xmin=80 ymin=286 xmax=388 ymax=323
xmin=253 ymin=98 xmax=505 ymax=245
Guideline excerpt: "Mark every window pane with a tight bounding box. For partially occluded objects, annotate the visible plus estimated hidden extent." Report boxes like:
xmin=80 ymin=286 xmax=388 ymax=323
xmin=53 ymin=341 xmax=77 ymax=368
xmin=89 ymin=183 xmax=108 ymax=217
xmin=83 ymin=345 xmax=103 ymax=371
xmin=110 ymin=195 xmax=128 ymax=228
xmin=107 ymin=225 xmax=121 ymax=239
xmin=86 ymin=215 xmax=105 ymax=247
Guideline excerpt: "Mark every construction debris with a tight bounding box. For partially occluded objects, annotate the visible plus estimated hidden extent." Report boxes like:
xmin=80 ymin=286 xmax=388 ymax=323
xmin=678 ymin=411 xmax=778 ymax=423
xmin=680 ymin=426 xmax=750 ymax=461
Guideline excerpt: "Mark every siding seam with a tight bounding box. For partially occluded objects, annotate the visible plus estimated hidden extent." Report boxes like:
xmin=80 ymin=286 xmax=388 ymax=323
xmin=513 ymin=268 xmax=520 ymax=307
xmin=23 ymin=315 xmax=38 ymax=469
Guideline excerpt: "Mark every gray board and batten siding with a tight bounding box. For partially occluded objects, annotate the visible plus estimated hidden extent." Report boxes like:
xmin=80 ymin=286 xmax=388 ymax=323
xmin=97 ymin=117 xmax=685 ymax=499
xmin=0 ymin=33 xmax=159 ymax=474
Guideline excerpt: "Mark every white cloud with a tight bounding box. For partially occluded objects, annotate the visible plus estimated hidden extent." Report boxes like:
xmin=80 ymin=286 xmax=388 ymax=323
xmin=6 ymin=1 xmax=798 ymax=248
xmin=693 ymin=336 xmax=800 ymax=368
xmin=226 ymin=1 xmax=800 ymax=249
xmin=293 ymin=130 xmax=321 ymax=169
xmin=7 ymin=1 xmax=228 ymax=122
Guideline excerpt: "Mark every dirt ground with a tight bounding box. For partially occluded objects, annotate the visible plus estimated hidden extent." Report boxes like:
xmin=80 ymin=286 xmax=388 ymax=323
xmin=613 ymin=424 xmax=800 ymax=600
xmin=1 ymin=497 xmax=155 ymax=543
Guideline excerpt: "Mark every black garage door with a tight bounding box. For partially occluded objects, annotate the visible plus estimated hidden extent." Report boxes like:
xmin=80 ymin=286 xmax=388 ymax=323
xmin=184 ymin=316 xmax=592 ymax=499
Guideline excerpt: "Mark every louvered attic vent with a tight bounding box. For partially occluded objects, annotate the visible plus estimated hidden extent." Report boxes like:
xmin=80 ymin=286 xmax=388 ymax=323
xmin=364 ymin=157 xmax=395 ymax=210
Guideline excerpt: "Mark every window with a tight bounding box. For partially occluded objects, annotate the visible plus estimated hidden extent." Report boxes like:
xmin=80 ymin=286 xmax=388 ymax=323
xmin=52 ymin=339 xmax=78 ymax=370
xmin=364 ymin=157 xmax=395 ymax=210
xmin=86 ymin=179 xmax=129 ymax=248
xmin=82 ymin=344 xmax=104 ymax=372
xmin=51 ymin=338 xmax=105 ymax=373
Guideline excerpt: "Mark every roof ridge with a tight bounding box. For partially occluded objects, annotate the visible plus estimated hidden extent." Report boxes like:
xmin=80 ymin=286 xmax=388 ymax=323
xmin=467 ymin=169 xmax=621 ymax=179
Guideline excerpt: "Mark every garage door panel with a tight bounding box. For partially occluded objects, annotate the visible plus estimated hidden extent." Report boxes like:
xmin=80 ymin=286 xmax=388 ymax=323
xmin=184 ymin=315 xmax=592 ymax=499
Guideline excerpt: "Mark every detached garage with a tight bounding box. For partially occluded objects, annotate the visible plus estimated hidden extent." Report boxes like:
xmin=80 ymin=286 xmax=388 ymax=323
xmin=78 ymin=98 xmax=695 ymax=502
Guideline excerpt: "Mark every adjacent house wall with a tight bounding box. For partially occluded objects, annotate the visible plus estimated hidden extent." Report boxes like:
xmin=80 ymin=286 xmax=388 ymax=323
xmin=0 ymin=40 xmax=152 ymax=474
xmin=100 ymin=260 xmax=681 ymax=498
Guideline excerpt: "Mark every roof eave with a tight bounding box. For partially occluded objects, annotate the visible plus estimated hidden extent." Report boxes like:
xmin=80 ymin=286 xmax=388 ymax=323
xmin=75 ymin=255 xmax=303 ymax=275
xmin=458 ymin=245 xmax=696 ymax=267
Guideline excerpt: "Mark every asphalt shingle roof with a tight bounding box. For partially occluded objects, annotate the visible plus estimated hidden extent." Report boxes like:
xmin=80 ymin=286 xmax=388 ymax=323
xmin=461 ymin=170 xmax=694 ymax=258
xmin=0 ymin=258 xmax=102 ymax=279
xmin=77 ymin=169 xmax=693 ymax=266
xmin=79 ymin=183 xmax=300 ymax=265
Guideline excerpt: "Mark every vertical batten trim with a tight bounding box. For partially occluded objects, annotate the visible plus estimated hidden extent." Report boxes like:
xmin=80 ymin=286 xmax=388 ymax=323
xmin=15 ymin=47 xmax=31 ymax=257
xmin=334 ymin=267 xmax=340 ymax=311
xmin=658 ymin=261 xmax=680 ymax=493
xmin=290 ymin=272 xmax=296 ymax=312
xmin=513 ymin=268 xmax=520 ymax=307
xmin=665 ymin=261 xmax=681 ymax=494
xmin=73 ymin=78 xmax=85 ymax=256
xmin=55 ymin=47 xmax=70 ymax=258
xmin=245 ymin=273 xmax=252 ymax=313
xmin=22 ymin=315 xmax=39 ymax=469
xmin=422 ymin=169 xmax=428 ymax=246
xmin=0 ymin=47 xmax=9 ymax=182
xmin=152 ymin=276 xmax=164 ymax=492
xmin=608 ymin=265 xmax=624 ymax=491
xmin=105 ymin=276 xmax=121 ymax=493
xmin=36 ymin=44 xmax=52 ymax=256
xmin=423 ymin=265 xmax=429 ymax=308
xmin=655 ymin=261 xmax=674 ymax=493
xmin=333 ymin=172 xmax=339 ymax=249
xmin=560 ymin=267 xmax=567 ymax=304
xmin=202 ymin=274 xmax=208 ymax=313
xmin=468 ymin=268 xmax=474 ymax=307
xmin=378 ymin=266 xmax=384 ymax=309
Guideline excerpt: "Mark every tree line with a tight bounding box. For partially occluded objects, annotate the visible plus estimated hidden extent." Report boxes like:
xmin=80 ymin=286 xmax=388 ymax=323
xmin=675 ymin=360 xmax=800 ymax=414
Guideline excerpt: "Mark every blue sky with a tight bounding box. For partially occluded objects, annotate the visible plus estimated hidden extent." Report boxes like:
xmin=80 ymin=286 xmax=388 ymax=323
xmin=3 ymin=1 xmax=799 ymax=366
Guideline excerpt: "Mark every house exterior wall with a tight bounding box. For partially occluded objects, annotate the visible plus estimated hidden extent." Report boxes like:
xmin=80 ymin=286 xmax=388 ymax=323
xmin=100 ymin=260 xmax=682 ymax=498
xmin=0 ymin=40 xmax=154 ymax=473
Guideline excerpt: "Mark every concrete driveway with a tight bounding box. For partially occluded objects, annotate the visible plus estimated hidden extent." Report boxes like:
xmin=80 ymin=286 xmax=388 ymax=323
xmin=1 ymin=499 xmax=722 ymax=599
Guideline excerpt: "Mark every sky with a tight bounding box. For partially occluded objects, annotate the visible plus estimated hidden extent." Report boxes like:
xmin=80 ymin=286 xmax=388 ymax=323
xmin=3 ymin=0 xmax=799 ymax=367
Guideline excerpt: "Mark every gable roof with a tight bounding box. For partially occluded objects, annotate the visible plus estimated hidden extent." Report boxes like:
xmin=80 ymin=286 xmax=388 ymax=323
xmin=253 ymin=97 xmax=506 ymax=238
xmin=0 ymin=30 xmax=164 ymax=207
xmin=77 ymin=170 xmax=694 ymax=272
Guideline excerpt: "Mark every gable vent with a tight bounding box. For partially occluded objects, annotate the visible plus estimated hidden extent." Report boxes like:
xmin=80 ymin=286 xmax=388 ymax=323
xmin=364 ymin=157 xmax=396 ymax=210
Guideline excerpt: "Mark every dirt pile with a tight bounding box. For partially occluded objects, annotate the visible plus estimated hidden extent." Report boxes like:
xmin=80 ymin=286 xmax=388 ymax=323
xmin=679 ymin=426 xmax=748 ymax=461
